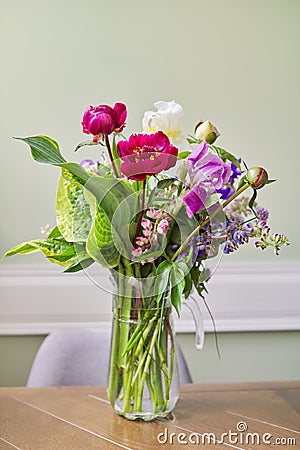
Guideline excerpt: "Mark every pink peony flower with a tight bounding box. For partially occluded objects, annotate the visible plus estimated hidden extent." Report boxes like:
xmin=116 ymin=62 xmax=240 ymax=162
xmin=81 ymin=102 xmax=127 ymax=140
xmin=117 ymin=131 xmax=178 ymax=181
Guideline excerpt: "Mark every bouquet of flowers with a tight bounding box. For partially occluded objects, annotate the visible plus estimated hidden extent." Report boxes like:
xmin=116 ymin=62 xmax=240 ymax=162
xmin=3 ymin=100 xmax=289 ymax=420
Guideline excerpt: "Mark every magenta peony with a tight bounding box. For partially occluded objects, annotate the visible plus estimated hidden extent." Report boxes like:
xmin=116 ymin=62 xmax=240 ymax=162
xmin=117 ymin=131 xmax=178 ymax=181
xmin=81 ymin=102 xmax=127 ymax=140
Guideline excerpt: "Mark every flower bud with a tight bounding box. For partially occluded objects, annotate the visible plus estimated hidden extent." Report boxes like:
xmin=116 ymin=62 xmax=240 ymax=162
xmin=194 ymin=120 xmax=220 ymax=144
xmin=81 ymin=102 xmax=127 ymax=138
xmin=246 ymin=167 xmax=268 ymax=189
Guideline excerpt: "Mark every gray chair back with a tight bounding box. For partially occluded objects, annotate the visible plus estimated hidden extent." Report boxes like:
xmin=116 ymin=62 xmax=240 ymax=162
xmin=27 ymin=328 xmax=192 ymax=387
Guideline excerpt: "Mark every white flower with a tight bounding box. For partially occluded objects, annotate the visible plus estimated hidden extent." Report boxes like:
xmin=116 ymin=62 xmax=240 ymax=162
xmin=194 ymin=120 xmax=220 ymax=144
xmin=142 ymin=100 xmax=187 ymax=148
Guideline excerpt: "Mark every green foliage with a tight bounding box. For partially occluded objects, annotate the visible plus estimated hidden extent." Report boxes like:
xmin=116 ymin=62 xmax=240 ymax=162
xmin=75 ymin=140 xmax=102 ymax=152
xmin=14 ymin=136 xmax=65 ymax=165
xmin=211 ymin=145 xmax=241 ymax=170
xmin=156 ymin=178 xmax=177 ymax=189
xmin=177 ymin=151 xmax=191 ymax=159
xmin=56 ymin=172 xmax=92 ymax=242
xmin=237 ymin=174 xmax=247 ymax=190
xmin=3 ymin=238 xmax=76 ymax=267
xmin=16 ymin=136 xmax=135 ymax=222
xmin=154 ymin=260 xmax=189 ymax=315
xmin=86 ymin=205 xmax=120 ymax=268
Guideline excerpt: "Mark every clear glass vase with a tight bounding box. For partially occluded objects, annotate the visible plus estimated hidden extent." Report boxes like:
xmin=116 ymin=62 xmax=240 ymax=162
xmin=107 ymin=294 xmax=180 ymax=421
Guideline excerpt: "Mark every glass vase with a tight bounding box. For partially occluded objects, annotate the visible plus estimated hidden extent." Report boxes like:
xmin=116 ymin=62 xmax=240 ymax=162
xmin=107 ymin=294 xmax=180 ymax=421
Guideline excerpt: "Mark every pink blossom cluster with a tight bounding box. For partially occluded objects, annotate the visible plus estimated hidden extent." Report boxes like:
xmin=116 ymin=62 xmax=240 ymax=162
xmin=132 ymin=208 xmax=172 ymax=264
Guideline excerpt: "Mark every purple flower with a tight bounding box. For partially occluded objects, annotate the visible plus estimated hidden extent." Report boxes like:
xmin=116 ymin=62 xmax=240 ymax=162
xmin=221 ymin=220 xmax=254 ymax=254
xmin=216 ymin=159 xmax=243 ymax=200
xmin=183 ymin=185 xmax=208 ymax=218
xmin=80 ymin=159 xmax=99 ymax=174
xmin=187 ymin=141 xmax=231 ymax=190
xmin=217 ymin=185 xmax=235 ymax=200
xmin=183 ymin=140 xmax=231 ymax=216
xmin=228 ymin=159 xmax=243 ymax=183
xmin=188 ymin=140 xmax=208 ymax=165
xmin=255 ymin=206 xmax=269 ymax=221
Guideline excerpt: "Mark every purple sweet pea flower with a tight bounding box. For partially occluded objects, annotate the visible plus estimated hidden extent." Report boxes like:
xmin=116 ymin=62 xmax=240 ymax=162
xmin=187 ymin=141 xmax=231 ymax=190
xmin=183 ymin=140 xmax=231 ymax=216
xmin=188 ymin=140 xmax=208 ymax=165
xmin=183 ymin=185 xmax=208 ymax=218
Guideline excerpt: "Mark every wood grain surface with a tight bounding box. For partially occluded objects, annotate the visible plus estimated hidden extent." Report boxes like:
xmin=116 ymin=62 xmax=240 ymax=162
xmin=0 ymin=383 xmax=299 ymax=449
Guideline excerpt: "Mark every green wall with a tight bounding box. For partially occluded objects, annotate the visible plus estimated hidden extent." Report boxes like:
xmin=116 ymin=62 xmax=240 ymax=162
xmin=1 ymin=0 xmax=299 ymax=261
xmin=1 ymin=332 xmax=299 ymax=387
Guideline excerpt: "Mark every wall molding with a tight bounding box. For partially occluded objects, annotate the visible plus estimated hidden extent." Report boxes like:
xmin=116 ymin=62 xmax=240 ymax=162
xmin=0 ymin=262 xmax=299 ymax=335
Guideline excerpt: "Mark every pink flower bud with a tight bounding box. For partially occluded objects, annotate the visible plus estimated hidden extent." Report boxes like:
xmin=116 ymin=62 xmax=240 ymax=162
xmin=194 ymin=120 xmax=220 ymax=144
xmin=81 ymin=102 xmax=127 ymax=137
xmin=246 ymin=167 xmax=268 ymax=189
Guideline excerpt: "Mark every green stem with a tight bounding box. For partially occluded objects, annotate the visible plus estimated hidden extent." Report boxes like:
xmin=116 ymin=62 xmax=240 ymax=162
xmin=154 ymin=344 xmax=164 ymax=408
xmin=136 ymin=324 xmax=159 ymax=409
xmin=105 ymin=135 xmax=120 ymax=178
xmin=171 ymin=182 xmax=250 ymax=262
xmin=134 ymin=178 xmax=147 ymax=242
xmin=118 ymin=259 xmax=133 ymax=368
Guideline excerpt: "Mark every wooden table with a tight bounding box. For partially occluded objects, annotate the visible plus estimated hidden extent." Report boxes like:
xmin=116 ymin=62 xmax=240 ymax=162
xmin=0 ymin=382 xmax=299 ymax=449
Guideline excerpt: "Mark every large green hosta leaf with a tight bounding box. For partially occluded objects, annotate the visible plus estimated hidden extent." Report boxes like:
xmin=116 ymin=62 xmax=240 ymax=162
xmin=3 ymin=238 xmax=75 ymax=267
xmin=3 ymin=236 xmax=93 ymax=271
xmin=56 ymin=171 xmax=92 ymax=242
xmin=86 ymin=205 xmax=120 ymax=268
xmin=16 ymin=136 xmax=134 ymax=222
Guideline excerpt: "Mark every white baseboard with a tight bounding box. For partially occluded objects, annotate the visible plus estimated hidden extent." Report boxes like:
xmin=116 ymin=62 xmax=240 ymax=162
xmin=0 ymin=262 xmax=299 ymax=335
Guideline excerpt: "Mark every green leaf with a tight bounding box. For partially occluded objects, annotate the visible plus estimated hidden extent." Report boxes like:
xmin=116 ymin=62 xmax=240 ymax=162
xmin=266 ymin=179 xmax=276 ymax=184
xmin=183 ymin=273 xmax=192 ymax=299
xmin=157 ymin=178 xmax=177 ymax=189
xmin=3 ymin=238 xmax=75 ymax=267
xmin=156 ymin=260 xmax=173 ymax=275
xmin=48 ymin=226 xmax=63 ymax=239
xmin=177 ymin=151 xmax=191 ymax=159
xmin=187 ymin=136 xmax=199 ymax=144
xmin=212 ymin=145 xmax=241 ymax=170
xmin=14 ymin=136 xmax=66 ymax=165
xmin=237 ymin=174 xmax=247 ymax=190
xmin=64 ymin=258 xmax=94 ymax=273
xmin=169 ymin=264 xmax=187 ymax=316
xmin=174 ymin=260 xmax=190 ymax=277
xmin=74 ymin=140 xmax=102 ymax=152
xmin=16 ymin=136 xmax=135 ymax=222
xmin=56 ymin=173 xmax=92 ymax=242
xmin=86 ymin=206 xmax=120 ymax=268
xmin=153 ymin=260 xmax=173 ymax=301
